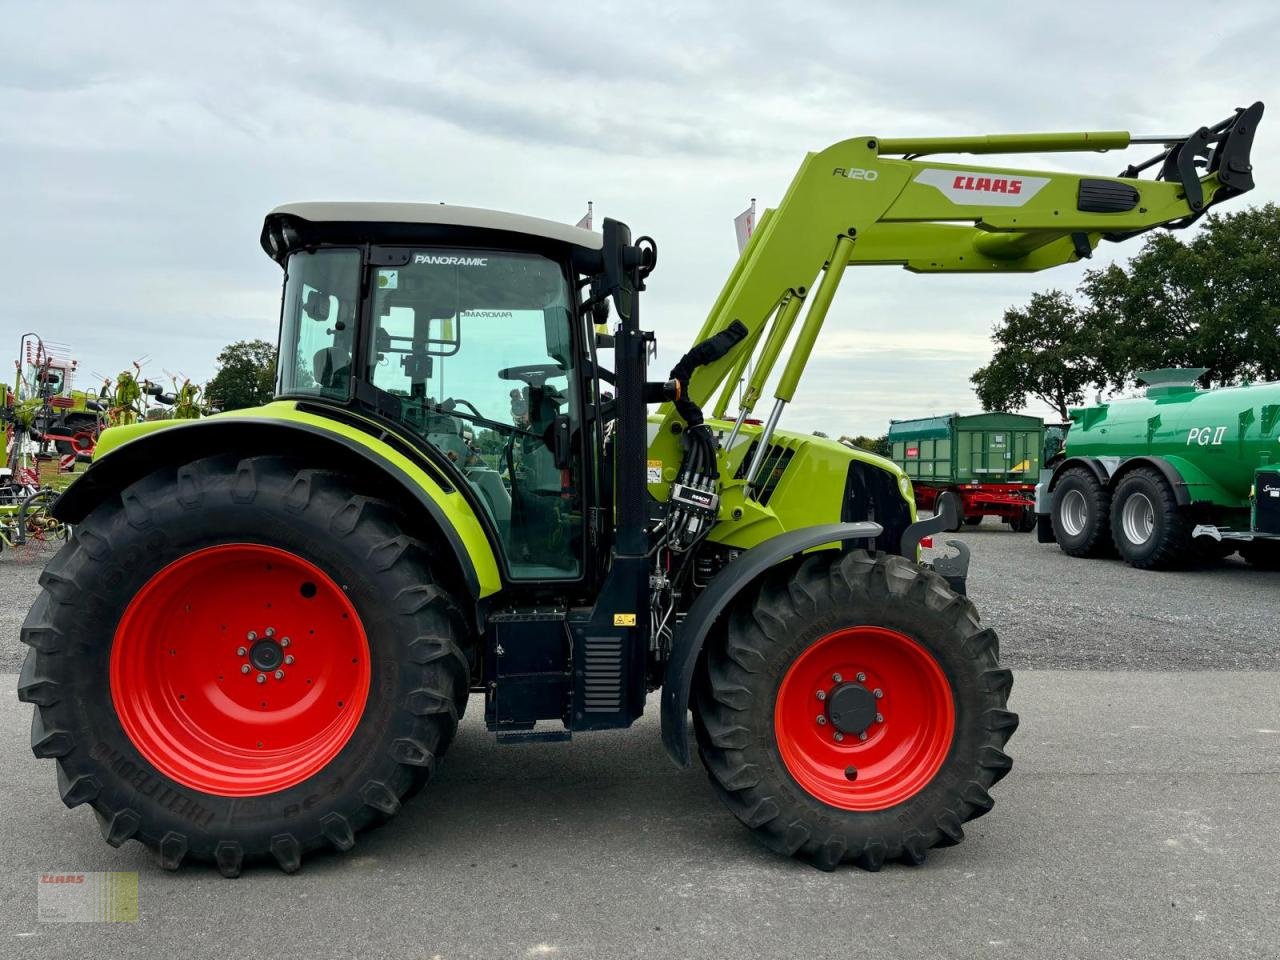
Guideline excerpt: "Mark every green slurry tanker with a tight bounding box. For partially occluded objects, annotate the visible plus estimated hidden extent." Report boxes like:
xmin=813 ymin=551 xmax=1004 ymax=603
xmin=1036 ymin=369 xmax=1280 ymax=569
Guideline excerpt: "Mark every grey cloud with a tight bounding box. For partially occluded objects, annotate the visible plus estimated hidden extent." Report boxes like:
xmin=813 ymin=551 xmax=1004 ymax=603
xmin=2 ymin=0 xmax=1277 ymax=406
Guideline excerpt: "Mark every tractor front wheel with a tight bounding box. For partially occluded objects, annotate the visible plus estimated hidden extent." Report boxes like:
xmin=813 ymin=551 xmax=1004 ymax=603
xmin=19 ymin=455 xmax=471 ymax=875
xmin=694 ymin=550 xmax=1016 ymax=871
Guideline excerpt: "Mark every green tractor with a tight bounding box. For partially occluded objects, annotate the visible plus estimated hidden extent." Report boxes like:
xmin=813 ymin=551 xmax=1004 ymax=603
xmin=21 ymin=104 xmax=1260 ymax=875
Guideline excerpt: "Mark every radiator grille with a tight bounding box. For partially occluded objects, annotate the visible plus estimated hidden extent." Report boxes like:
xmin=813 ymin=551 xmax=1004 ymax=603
xmin=734 ymin=442 xmax=795 ymax=505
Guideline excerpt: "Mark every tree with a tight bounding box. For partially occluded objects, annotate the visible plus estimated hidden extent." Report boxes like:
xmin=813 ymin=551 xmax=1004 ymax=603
xmin=971 ymin=204 xmax=1280 ymax=413
xmin=970 ymin=290 xmax=1096 ymax=421
xmin=1080 ymin=203 xmax=1280 ymax=389
xmin=840 ymin=434 xmax=890 ymax=458
xmin=207 ymin=339 xmax=277 ymax=411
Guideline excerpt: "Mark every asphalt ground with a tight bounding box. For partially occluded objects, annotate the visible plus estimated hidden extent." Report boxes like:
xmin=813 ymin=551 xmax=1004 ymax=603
xmin=1 ymin=672 xmax=1278 ymax=959
xmin=1 ymin=525 xmax=1278 ymax=958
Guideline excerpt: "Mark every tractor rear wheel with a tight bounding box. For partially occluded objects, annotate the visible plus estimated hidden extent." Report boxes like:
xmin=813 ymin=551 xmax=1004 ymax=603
xmin=694 ymin=550 xmax=1016 ymax=871
xmin=1051 ymin=467 xmax=1112 ymax=557
xmin=19 ymin=455 xmax=471 ymax=876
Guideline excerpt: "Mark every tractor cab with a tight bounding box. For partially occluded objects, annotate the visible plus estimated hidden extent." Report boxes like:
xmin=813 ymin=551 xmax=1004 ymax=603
xmin=263 ymin=203 xmax=608 ymax=584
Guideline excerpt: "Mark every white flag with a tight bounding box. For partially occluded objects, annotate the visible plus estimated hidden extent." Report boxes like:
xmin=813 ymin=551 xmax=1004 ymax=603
xmin=734 ymin=199 xmax=756 ymax=254
xmin=575 ymin=201 xmax=593 ymax=230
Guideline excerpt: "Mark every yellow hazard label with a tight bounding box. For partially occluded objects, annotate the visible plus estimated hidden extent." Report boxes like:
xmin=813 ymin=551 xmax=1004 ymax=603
xmin=613 ymin=613 xmax=637 ymax=627
xmin=646 ymin=460 xmax=663 ymax=484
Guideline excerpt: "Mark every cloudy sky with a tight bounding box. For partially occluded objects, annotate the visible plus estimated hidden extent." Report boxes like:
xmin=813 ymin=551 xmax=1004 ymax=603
xmin=3 ymin=1 xmax=1277 ymax=436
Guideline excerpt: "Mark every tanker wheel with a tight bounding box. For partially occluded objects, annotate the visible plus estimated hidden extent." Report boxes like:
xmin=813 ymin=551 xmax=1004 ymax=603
xmin=1051 ymin=467 xmax=1113 ymax=557
xmin=1109 ymin=468 xmax=1193 ymax=570
xmin=18 ymin=455 xmax=471 ymax=876
xmin=1239 ymin=539 xmax=1280 ymax=569
xmin=693 ymin=550 xmax=1016 ymax=871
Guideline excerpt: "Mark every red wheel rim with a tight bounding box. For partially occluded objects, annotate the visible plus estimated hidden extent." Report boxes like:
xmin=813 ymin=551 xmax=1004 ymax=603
xmin=774 ymin=626 xmax=955 ymax=811
xmin=110 ymin=544 xmax=370 ymax=797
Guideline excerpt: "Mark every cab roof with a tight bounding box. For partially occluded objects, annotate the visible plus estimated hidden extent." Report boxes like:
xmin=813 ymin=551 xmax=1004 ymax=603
xmin=261 ymin=201 xmax=602 ymax=263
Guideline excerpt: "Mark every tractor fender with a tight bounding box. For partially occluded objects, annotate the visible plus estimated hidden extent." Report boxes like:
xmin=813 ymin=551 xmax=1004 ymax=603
xmin=660 ymin=520 xmax=882 ymax=768
xmin=53 ymin=411 xmax=502 ymax=599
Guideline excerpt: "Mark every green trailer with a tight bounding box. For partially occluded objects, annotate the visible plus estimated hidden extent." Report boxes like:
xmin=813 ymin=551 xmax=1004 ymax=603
xmin=888 ymin=412 xmax=1045 ymax=531
xmin=1036 ymin=369 xmax=1280 ymax=569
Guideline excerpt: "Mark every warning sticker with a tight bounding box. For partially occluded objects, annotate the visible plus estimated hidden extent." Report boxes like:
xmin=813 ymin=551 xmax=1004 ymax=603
xmin=647 ymin=460 xmax=663 ymax=484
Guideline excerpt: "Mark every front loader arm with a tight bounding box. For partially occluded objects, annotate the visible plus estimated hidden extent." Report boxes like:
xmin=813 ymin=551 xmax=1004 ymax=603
xmin=648 ymin=102 xmax=1262 ymax=478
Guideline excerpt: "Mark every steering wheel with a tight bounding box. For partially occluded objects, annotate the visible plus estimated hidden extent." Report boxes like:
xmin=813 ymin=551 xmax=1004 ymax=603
xmin=498 ymin=364 xmax=564 ymax=388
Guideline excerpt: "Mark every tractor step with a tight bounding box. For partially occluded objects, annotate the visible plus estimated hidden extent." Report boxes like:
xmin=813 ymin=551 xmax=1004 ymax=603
xmin=494 ymin=729 xmax=572 ymax=745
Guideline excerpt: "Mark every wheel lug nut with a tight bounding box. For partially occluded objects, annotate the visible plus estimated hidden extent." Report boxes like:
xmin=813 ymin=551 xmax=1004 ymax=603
xmin=873 ymin=688 xmax=883 ymax=698
xmin=816 ymin=690 xmax=826 ymax=701
xmin=265 ymin=627 xmax=275 ymax=637
xmin=834 ymin=731 xmax=845 ymax=742
xmin=859 ymin=731 xmax=868 ymax=742
xmin=240 ymin=664 xmax=251 ymax=674
xmin=274 ymin=670 xmax=284 ymax=680
xmin=247 ymin=631 xmax=257 ymax=642
xmin=875 ymin=713 xmax=884 ymax=723
xmin=256 ymin=673 xmax=266 ymax=684
xmin=832 ymin=673 xmax=842 ymax=683
xmin=856 ymin=672 xmax=866 ymax=682
xmin=236 ymin=646 xmax=247 ymax=657
xmin=284 ymin=655 xmax=295 ymax=665
xmin=281 ymin=638 xmax=291 ymax=648
xmin=816 ymin=715 xmax=827 ymax=725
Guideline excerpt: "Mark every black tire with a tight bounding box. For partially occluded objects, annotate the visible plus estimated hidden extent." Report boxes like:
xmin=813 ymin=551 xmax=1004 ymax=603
xmin=1239 ymin=539 xmax=1280 ymax=569
xmin=693 ymin=550 xmax=1016 ymax=872
xmin=1011 ymin=505 xmax=1037 ymax=534
xmin=935 ymin=492 xmax=963 ymax=532
xmin=963 ymin=516 xmax=983 ymax=527
xmin=18 ymin=454 xmax=472 ymax=876
xmin=1109 ymin=468 xmax=1193 ymax=570
xmin=1051 ymin=467 xmax=1113 ymax=557
xmin=53 ymin=413 xmax=99 ymax=457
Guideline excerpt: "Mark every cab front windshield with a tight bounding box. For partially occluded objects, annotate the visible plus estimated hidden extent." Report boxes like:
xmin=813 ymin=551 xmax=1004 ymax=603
xmin=366 ymin=249 xmax=581 ymax=579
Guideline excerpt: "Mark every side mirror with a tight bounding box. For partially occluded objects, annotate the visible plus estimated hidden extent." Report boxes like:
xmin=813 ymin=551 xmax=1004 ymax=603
xmin=601 ymin=218 xmax=635 ymax=323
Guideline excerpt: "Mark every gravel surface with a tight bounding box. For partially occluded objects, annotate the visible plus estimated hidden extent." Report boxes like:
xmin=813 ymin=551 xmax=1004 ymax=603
xmin=2 ymin=524 xmax=1278 ymax=672
xmin=935 ymin=518 xmax=1280 ymax=671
